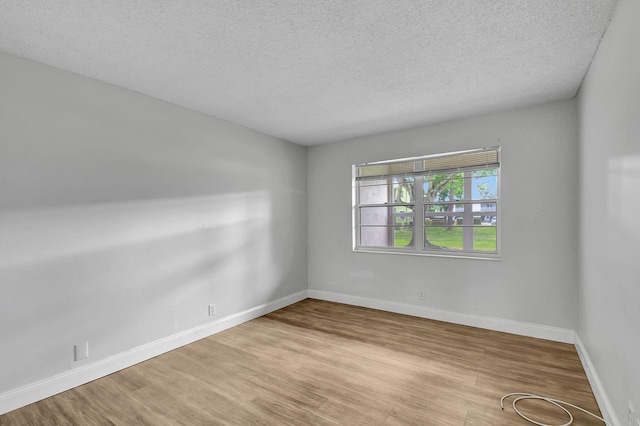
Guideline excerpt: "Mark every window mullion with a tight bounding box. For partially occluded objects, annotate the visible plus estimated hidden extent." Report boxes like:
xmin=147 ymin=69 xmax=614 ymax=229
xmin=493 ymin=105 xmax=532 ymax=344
xmin=415 ymin=175 xmax=425 ymax=251
xmin=387 ymin=177 xmax=394 ymax=247
xmin=463 ymin=171 xmax=474 ymax=250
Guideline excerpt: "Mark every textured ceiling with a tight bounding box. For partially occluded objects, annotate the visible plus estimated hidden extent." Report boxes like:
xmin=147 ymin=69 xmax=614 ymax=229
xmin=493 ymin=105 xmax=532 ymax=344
xmin=0 ymin=0 xmax=617 ymax=145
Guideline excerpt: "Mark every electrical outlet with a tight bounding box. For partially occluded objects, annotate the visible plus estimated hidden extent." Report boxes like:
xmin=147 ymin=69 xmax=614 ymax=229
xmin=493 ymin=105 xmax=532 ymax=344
xmin=74 ymin=341 xmax=89 ymax=361
xmin=208 ymin=304 xmax=216 ymax=316
xmin=418 ymin=290 xmax=425 ymax=300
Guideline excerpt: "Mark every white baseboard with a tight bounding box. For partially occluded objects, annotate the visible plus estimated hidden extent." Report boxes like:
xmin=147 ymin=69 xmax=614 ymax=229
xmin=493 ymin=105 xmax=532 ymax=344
xmin=574 ymin=334 xmax=619 ymax=426
xmin=308 ymin=289 xmax=575 ymax=344
xmin=0 ymin=290 xmax=308 ymax=416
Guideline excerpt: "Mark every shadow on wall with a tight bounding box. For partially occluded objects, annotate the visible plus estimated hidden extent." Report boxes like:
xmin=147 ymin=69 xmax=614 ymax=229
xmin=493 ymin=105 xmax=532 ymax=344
xmin=0 ymin=191 xmax=291 ymax=393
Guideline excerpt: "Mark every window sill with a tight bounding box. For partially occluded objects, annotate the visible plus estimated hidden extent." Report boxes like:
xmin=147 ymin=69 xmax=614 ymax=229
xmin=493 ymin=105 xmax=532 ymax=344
xmin=353 ymin=247 xmax=501 ymax=261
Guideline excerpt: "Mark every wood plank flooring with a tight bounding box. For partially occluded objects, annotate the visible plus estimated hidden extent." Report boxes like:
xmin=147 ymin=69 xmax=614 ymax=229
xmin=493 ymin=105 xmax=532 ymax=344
xmin=0 ymin=299 xmax=603 ymax=425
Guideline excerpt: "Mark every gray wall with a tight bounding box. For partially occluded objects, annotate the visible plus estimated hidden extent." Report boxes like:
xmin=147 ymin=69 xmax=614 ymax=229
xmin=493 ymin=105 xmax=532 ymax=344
xmin=0 ymin=51 xmax=307 ymax=394
xmin=578 ymin=0 xmax=640 ymax=421
xmin=308 ymin=99 xmax=580 ymax=329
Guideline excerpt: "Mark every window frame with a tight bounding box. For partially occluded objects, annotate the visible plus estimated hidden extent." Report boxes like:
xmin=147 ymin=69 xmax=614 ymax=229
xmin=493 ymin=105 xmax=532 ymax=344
xmin=352 ymin=147 xmax=501 ymax=260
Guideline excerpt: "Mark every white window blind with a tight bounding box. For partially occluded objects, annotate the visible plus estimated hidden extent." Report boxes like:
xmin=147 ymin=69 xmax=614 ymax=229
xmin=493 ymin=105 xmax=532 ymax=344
xmin=356 ymin=147 xmax=499 ymax=179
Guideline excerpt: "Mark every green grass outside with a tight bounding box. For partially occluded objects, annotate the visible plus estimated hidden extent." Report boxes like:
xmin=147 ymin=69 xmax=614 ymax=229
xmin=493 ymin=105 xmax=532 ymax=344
xmin=395 ymin=226 xmax=496 ymax=251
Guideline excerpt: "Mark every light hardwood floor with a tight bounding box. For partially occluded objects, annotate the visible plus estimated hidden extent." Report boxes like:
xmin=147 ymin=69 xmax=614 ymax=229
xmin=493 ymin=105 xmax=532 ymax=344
xmin=0 ymin=299 xmax=603 ymax=425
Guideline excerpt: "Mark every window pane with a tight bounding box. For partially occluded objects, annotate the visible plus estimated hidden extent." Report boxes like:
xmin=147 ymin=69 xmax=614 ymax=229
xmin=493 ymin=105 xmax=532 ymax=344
xmin=360 ymin=206 xmax=388 ymax=225
xmin=359 ymin=179 xmax=389 ymax=204
xmin=424 ymin=169 xmax=499 ymax=203
xmin=474 ymin=226 xmax=497 ymax=251
xmin=424 ymin=173 xmax=464 ymax=202
xmin=477 ymin=203 xmax=497 ymax=222
xmin=425 ymin=203 xmax=495 ymax=223
xmin=360 ymin=226 xmax=390 ymax=247
xmin=472 ymin=169 xmax=498 ymax=201
xmin=359 ymin=177 xmax=415 ymax=205
xmin=392 ymin=205 xmax=414 ymax=223
xmin=392 ymin=177 xmax=415 ymax=204
xmin=424 ymin=226 xmax=463 ymax=250
xmin=394 ymin=226 xmax=414 ymax=247
xmin=361 ymin=206 xmax=415 ymax=225
xmin=424 ymin=225 xmax=497 ymax=252
xmin=360 ymin=226 xmax=414 ymax=247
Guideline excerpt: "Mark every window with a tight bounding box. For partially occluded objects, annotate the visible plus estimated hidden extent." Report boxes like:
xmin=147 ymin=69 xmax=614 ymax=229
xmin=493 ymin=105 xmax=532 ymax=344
xmin=353 ymin=147 xmax=500 ymax=259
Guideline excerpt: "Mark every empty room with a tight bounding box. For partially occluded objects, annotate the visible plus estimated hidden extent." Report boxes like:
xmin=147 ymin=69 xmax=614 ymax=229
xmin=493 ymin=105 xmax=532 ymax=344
xmin=1 ymin=0 xmax=638 ymax=425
